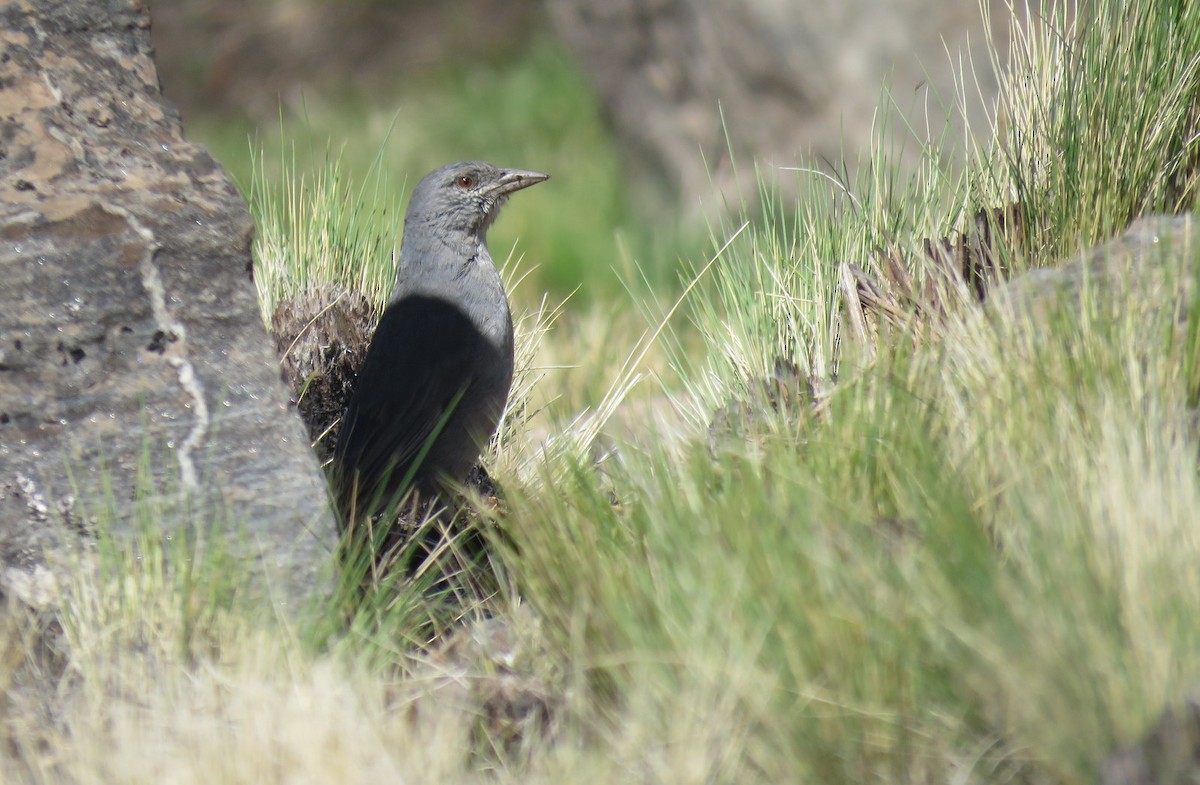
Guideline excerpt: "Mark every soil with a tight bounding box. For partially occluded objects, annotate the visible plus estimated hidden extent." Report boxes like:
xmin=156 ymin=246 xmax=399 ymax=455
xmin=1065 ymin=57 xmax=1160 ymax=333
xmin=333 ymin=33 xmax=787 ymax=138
xmin=272 ymin=286 xmax=378 ymax=464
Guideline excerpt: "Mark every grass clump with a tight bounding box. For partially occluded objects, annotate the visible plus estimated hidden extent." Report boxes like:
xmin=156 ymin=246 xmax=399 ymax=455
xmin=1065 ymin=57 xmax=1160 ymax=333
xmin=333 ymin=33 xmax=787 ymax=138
xmin=248 ymin=135 xmax=403 ymax=322
xmin=511 ymin=203 xmax=1200 ymax=785
xmin=984 ymin=0 xmax=1200 ymax=252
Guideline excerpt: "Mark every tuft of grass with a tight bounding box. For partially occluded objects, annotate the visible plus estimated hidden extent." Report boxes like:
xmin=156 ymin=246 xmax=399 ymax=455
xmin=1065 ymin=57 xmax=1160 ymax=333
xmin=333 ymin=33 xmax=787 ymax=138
xmin=669 ymin=114 xmax=970 ymax=431
xmin=982 ymin=0 xmax=1200 ymax=253
xmin=247 ymin=131 xmax=403 ymax=323
xmin=509 ymin=218 xmax=1200 ymax=785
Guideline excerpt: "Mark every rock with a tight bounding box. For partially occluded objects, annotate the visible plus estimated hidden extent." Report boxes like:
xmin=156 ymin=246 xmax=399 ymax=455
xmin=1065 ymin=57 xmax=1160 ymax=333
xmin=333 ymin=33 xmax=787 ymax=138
xmin=991 ymin=215 xmax=1197 ymax=321
xmin=840 ymin=212 xmax=1196 ymax=354
xmin=147 ymin=0 xmax=541 ymax=122
xmin=1101 ymin=696 xmax=1200 ymax=785
xmin=0 ymin=1 xmax=336 ymax=611
xmin=549 ymin=0 xmax=1012 ymax=210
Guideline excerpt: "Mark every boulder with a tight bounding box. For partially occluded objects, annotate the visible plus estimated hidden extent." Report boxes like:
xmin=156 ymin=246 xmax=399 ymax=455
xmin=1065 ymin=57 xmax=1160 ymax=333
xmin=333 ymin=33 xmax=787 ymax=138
xmin=991 ymin=214 xmax=1197 ymax=320
xmin=0 ymin=1 xmax=336 ymax=611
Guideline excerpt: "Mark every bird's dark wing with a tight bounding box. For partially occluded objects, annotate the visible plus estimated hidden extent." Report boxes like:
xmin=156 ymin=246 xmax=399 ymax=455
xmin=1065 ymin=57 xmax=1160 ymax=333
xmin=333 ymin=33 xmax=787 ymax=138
xmin=333 ymin=294 xmax=485 ymax=516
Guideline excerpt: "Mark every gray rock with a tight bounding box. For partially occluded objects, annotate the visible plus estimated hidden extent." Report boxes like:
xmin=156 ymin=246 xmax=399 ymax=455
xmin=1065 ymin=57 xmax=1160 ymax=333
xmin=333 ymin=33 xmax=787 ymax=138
xmin=1101 ymin=695 xmax=1200 ymax=785
xmin=0 ymin=1 xmax=336 ymax=611
xmin=991 ymin=215 xmax=1197 ymax=321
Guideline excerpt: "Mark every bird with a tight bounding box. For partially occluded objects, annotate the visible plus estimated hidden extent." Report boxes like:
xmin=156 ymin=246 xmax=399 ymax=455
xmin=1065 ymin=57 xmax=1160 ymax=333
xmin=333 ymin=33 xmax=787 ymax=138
xmin=333 ymin=161 xmax=548 ymax=531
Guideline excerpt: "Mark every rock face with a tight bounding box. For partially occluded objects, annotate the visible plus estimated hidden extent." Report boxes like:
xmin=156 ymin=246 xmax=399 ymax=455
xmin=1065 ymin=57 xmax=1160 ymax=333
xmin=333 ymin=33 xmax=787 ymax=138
xmin=549 ymin=0 xmax=1012 ymax=210
xmin=0 ymin=1 xmax=336 ymax=609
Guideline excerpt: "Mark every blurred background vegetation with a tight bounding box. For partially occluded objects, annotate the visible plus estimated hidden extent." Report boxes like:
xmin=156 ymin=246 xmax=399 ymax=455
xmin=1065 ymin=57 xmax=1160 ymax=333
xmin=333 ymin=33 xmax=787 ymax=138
xmin=148 ymin=0 xmax=1009 ymax=308
xmin=151 ymin=0 xmax=694 ymax=305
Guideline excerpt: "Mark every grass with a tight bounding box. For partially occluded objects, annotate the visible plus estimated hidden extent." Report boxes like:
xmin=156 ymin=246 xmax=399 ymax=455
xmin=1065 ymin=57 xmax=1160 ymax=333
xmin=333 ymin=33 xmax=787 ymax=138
xmin=5 ymin=0 xmax=1200 ymax=782
xmin=982 ymin=0 xmax=1200 ymax=250
xmin=247 ymin=135 xmax=403 ymax=321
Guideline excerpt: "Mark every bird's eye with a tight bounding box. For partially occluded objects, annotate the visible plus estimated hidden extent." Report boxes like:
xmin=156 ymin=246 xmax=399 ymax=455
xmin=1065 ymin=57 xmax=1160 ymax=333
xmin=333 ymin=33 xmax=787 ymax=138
xmin=456 ymin=175 xmax=474 ymax=189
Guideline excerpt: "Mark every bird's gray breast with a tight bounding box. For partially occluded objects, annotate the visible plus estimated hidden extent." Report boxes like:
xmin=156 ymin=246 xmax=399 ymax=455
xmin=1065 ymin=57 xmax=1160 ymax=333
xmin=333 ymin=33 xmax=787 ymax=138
xmin=393 ymin=248 xmax=514 ymax=407
xmin=435 ymin=256 xmax=514 ymax=479
xmin=401 ymin=257 xmax=511 ymax=356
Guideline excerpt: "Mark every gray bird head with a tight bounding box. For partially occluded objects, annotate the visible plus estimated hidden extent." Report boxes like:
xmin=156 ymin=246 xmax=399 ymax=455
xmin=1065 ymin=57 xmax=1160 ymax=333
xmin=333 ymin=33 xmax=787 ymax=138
xmin=392 ymin=161 xmax=548 ymax=305
xmin=404 ymin=161 xmax=549 ymax=241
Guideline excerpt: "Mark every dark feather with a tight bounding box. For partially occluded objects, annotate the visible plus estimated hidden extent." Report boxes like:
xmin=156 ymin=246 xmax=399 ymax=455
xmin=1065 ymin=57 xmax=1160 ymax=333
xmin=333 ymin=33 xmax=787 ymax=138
xmin=333 ymin=294 xmax=506 ymax=519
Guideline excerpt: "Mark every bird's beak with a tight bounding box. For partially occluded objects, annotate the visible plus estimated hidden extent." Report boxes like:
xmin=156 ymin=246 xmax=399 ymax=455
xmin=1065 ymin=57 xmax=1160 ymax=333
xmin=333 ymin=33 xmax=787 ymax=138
xmin=493 ymin=168 xmax=550 ymax=196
